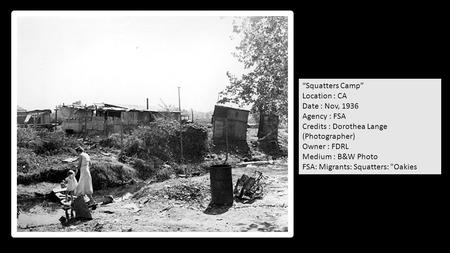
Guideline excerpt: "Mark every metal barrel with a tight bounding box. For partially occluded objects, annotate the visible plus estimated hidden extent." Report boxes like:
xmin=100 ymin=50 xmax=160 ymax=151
xmin=209 ymin=164 xmax=233 ymax=206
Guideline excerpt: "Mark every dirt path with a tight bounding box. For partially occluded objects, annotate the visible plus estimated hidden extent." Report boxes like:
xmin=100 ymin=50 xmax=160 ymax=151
xmin=17 ymin=160 xmax=288 ymax=233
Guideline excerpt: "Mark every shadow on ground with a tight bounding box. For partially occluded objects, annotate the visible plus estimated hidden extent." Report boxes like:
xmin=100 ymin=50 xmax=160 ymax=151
xmin=203 ymin=202 xmax=232 ymax=215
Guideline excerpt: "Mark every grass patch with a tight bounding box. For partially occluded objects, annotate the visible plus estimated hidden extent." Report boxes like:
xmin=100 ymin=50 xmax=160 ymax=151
xmin=99 ymin=133 xmax=124 ymax=149
xmin=17 ymin=128 xmax=82 ymax=156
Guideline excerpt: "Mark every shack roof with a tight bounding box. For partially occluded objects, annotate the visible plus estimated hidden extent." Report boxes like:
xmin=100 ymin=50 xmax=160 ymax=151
xmin=97 ymin=103 xmax=180 ymax=113
xmin=213 ymin=104 xmax=250 ymax=120
xmin=214 ymin=104 xmax=250 ymax=113
xmin=59 ymin=102 xmax=181 ymax=113
xmin=94 ymin=103 xmax=127 ymax=109
xmin=59 ymin=104 xmax=88 ymax=110
xmin=17 ymin=106 xmax=27 ymax=112
xmin=27 ymin=109 xmax=52 ymax=114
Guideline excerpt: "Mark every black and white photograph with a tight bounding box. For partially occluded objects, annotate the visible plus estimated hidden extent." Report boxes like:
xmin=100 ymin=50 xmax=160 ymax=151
xmin=11 ymin=11 xmax=293 ymax=237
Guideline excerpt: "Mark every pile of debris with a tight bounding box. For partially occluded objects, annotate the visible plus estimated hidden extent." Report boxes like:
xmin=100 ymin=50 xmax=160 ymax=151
xmin=158 ymin=181 xmax=208 ymax=203
xmin=233 ymin=171 xmax=267 ymax=203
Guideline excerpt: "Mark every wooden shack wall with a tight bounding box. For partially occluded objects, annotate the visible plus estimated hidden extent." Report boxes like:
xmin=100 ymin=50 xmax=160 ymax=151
xmin=62 ymin=111 xmax=153 ymax=135
xmin=57 ymin=107 xmax=76 ymax=121
xmin=258 ymin=113 xmax=279 ymax=140
xmin=63 ymin=116 xmax=106 ymax=133
xmin=87 ymin=117 xmax=105 ymax=131
xmin=137 ymin=111 xmax=152 ymax=123
xmin=122 ymin=111 xmax=138 ymax=125
xmin=213 ymin=119 xmax=224 ymax=139
xmin=24 ymin=113 xmax=52 ymax=125
xmin=213 ymin=118 xmax=247 ymax=141
xmin=226 ymin=109 xmax=249 ymax=122
xmin=62 ymin=119 xmax=83 ymax=132
xmin=17 ymin=112 xmax=27 ymax=124
xmin=212 ymin=106 xmax=249 ymax=141
xmin=41 ymin=113 xmax=51 ymax=124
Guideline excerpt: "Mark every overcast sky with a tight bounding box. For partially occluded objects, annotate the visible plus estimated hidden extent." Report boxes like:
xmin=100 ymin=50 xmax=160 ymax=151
xmin=15 ymin=14 xmax=246 ymax=112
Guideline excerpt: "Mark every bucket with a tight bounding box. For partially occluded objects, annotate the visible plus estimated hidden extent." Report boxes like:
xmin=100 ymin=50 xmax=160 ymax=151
xmin=209 ymin=164 xmax=233 ymax=206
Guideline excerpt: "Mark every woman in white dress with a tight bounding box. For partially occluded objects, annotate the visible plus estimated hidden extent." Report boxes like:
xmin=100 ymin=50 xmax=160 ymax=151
xmin=74 ymin=146 xmax=95 ymax=205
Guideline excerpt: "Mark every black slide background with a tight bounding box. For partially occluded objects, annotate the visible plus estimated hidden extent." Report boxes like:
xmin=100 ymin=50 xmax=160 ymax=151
xmin=3 ymin=1 xmax=447 ymax=248
xmin=295 ymin=2 xmax=447 ymax=246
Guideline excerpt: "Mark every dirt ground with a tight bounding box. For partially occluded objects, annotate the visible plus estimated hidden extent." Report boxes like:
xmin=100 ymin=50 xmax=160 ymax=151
xmin=16 ymin=127 xmax=289 ymax=233
xmin=17 ymin=159 xmax=288 ymax=233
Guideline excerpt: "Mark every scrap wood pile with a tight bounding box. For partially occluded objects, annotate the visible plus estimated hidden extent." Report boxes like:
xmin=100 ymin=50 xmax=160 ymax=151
xmin=158 ymin=181 xmax=209 ymax=203
xmin=132 ymin=179 xmax=210 ymax=207
xmin=233 ymin=171 xmax=267 ymax=203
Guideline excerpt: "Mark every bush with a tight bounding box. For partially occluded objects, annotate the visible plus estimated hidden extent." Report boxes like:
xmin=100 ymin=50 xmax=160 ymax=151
xmin=17 ymin=128 xmax=39 ymax=148
xmin=180 ymin=123 xmax=209 ymax=161
xmin=33 ymin=130 xmax=65 ymax=155
xmin=155 ymin=166 xmax=172 ymax=181
xmin=99 ymin=133 xmax=124 ymax=148
xmin=121 ymin=119 xmax=179 ymax=162
xmin=172 ymin=164 xmax=187 ymax=175
xmin=132 ymin=158 xmax=156 ymax=180
xmin=17 ymin=148 xmax=39 ymax=173
xmin=16 ymin=152 xmax=74 ymax=185
xmin=121 ymin=135 xmax=142 ymax=157
xmin=90 ymin=159 xmax=137 ymax=190
xmin=17 ymin=128 xmax=82 ymax=155
xmin=121 ymin=119 xmax=209 ymax=162
xmin=117 ymin=119 xmax=209 ymax=182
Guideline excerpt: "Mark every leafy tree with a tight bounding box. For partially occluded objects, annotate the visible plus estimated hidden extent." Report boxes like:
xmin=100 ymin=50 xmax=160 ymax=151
xmin=219 ymin=16 xmax=288 ymax=123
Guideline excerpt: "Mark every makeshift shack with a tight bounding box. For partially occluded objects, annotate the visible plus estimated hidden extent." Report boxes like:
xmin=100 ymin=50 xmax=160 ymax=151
xmin=17 ymin=106 xmax=27 ymax=125
xmin=257 ymin=112 xmax=279 ymax=142
xmin=18 ymin=109 xmax=52 ymax=128
xmin=212 ymin=105 xmax=249 ymax=141
xmin=61 ymin=102 xmax=179 ymax=135
xmin=152 ymin=111 xmax=181 ymax=121
xmin=55 ymin=104 xmax=89 ymax=122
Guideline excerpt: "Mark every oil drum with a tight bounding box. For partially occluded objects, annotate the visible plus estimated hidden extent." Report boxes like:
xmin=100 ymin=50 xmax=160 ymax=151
xmin=209 ymin=164 xmax=233 ymax=206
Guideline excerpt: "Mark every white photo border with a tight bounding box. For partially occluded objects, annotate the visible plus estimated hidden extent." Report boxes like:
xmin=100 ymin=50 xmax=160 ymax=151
xmin=11 ymin=10 xmax=294 ymax=238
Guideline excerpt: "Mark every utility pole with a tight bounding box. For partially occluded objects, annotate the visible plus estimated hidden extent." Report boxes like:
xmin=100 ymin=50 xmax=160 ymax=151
xmin=84 ymin=106 xmax=88 ymax=141
xmin=54 ymin=107 xmax=58 ymax=131
xmin=225 ymin=118 xmax=229 ymax=163
xmin=120 ymin=114 xmax=124 ymax=147
xmin=178 ymin=87 xmax=184 ymax=165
